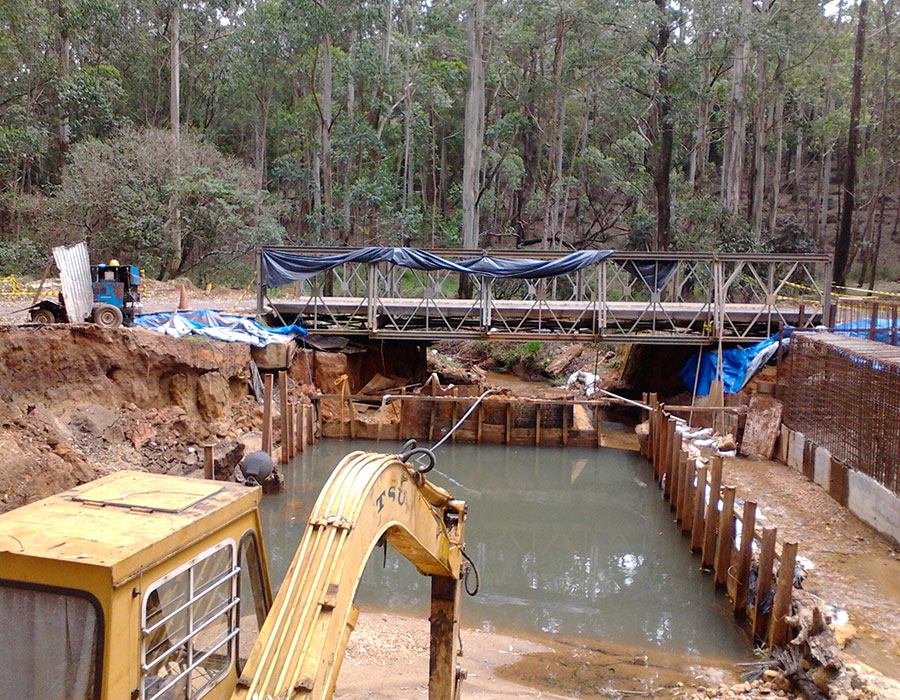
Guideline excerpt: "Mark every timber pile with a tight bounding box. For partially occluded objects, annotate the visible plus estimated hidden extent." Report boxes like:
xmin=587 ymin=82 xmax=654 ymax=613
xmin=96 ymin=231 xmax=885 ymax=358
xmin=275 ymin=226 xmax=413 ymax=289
xmin=642 ymin=395 xmax=854 ymax=700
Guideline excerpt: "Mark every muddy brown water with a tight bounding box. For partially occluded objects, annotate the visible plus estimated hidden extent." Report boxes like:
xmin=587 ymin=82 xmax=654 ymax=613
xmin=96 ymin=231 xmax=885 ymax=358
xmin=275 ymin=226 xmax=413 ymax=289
xmin=260 ymin=440 xmax=750 ymax=665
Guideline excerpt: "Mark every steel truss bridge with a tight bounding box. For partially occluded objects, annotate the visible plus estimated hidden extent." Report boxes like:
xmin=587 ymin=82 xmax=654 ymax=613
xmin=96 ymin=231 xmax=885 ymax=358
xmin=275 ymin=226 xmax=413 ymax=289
xmin=258 ymin=247 xmax=832 ymax=345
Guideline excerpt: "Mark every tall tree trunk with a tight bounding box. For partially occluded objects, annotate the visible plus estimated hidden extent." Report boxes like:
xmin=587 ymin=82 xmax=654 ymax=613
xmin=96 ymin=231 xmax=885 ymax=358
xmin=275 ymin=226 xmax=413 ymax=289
xmin=690 ymin=31 xmax=712 ymax=193
xmin=383 ymin=0 xmax=393 ymax=67
xmin=439 ymin=133 xmax=448 ymax=216
xmin=322 ymin=31 xmax=334 ymax=235
xmin=721 ymin=0 xmax=753 ymax=215
xmin=167 ymin=4 xmax=182 ymax=278
xmin=652 ymin=0 xmax=672 ymax=250
xmin=547 ymin=17 xmax=566 ymax=249
xmin=461 ymin=0 xmax=485 ymax=251
xmin=834 ymin=0 xmax=868 ymax=288
xmin=344 ymin=29 xmax=357 ymax=239
xmin=515 ymin=53 xmax=538 ymax=225
xmin=868 ymin=0 xmax=894 ymax=289
xmin=815 ymin=142 xmax=833 ymax=248
xmin=312 ymin=129 xmax=323 ymax=237
xmin=56 ymin=0 xmax=70 ymax=175
xmin=460 ymin=0 xmax=484 ymax=298
xmin=254 ymin=99 xmax=270 ymax=189
xmin=750 ymin=39 xmax=768 ymax=240
xmin=768 ymin=82 xmax=785 ymax=234
xmin=401 ymin=0 xmax=413 ymax=218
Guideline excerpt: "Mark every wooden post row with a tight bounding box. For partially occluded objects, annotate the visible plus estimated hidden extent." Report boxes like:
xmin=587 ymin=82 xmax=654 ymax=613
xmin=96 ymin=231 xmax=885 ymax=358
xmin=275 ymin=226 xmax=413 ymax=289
xmin=203 ymin=444 xmax=214 ymax=480
xmin=262 ymin=372 xmax=274 ymax=454
xmin=296 ymin=404 xmax=306 ymax=453
xmin=733 ymin=500 xmax=757 ymax=615
xmin=752 ymin=527 xmax=778 ymax=641
xmin=701 ymin=458 xmax=723 ymax=569
xmin=714 ymin=486 xmax=736 ymax=588
xmin=675 ymin=453 xmax=689 ymax=523
xmin=668 ymin=420 xmax=681 ymax=503
xmin=768 ymin=542 xmax=798 ymax=647
xmin=279 ymin=370 xmax=290 ymax=464
xmin=690 ymin=466 xmax=708 ymax=551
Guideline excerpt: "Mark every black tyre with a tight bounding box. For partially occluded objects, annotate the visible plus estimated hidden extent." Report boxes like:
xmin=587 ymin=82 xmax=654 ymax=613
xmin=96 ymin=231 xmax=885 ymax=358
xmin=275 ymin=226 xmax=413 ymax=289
xmin=30 ymin=309 xmax=56 ymax=324
xmin=92 ymin=303 xmax=124 ymax=328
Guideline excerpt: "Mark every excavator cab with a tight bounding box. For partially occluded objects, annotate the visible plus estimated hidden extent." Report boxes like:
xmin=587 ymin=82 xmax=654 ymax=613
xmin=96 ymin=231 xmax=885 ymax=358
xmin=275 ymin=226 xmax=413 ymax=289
xmin=0 ymin=471 xmax=273 ymax=700
xmin=0 ymin=450 xmax=467 ymax=700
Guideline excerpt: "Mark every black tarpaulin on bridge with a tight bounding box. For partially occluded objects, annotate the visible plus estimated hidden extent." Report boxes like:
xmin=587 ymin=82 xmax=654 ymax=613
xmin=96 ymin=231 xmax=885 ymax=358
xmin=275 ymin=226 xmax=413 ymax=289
xmin=260 ymin=247 xmax=616 ymax=287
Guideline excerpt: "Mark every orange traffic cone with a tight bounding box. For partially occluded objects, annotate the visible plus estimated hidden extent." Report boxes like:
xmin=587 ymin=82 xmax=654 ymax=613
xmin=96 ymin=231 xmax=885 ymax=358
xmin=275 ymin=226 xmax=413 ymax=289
xmin=177 ymin=283 xmax=190 ymax=311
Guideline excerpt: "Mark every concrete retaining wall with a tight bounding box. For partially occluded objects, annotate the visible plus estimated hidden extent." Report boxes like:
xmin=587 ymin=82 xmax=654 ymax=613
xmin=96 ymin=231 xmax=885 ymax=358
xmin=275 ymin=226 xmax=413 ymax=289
xmin=780 ymin=426 xmax=900 ymax=545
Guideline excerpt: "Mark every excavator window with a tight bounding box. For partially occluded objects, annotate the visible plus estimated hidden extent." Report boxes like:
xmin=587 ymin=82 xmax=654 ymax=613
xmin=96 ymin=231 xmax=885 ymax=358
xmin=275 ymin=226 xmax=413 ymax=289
xmin=0 ymin=580 xmax=103 ymax=700
xmin=237 ymin=531 xmax=271 ymax=672
xmin=141 ymin=541 xmax=239 ymax=700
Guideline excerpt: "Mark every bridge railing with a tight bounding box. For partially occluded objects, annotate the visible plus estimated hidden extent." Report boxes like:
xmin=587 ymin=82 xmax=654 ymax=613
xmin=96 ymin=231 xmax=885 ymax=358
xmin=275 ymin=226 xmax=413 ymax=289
xmin=259 ymin=248 xmax=831 ymax=342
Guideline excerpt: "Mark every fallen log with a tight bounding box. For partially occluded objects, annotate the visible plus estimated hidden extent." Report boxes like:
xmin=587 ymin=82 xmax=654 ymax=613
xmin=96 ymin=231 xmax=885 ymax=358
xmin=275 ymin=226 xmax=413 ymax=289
xmin=787 ymin=588 xmax=843 ymax=671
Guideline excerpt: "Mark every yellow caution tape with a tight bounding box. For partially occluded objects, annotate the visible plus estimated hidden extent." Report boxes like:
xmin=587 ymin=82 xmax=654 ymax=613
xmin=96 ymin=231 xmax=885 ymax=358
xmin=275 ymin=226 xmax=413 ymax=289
xmin=781 ymin=279 xmax=900 ymax=299
xmin=228 ymin=270 xmax=258 ymax=312
xmin=0 ymin=275 xmax=22 ymax=296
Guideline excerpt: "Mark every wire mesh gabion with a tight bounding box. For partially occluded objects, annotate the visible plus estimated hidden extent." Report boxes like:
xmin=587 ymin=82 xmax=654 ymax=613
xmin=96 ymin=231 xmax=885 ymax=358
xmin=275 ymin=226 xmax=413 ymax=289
xmin=782 ymin=332 xmax=900 ymax=495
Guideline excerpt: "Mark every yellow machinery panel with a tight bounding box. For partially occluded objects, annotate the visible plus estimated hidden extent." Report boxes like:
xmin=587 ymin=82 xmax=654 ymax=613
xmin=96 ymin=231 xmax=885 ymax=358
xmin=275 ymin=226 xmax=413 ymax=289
xmin=0 ymin=450 xmax=465 ymax=700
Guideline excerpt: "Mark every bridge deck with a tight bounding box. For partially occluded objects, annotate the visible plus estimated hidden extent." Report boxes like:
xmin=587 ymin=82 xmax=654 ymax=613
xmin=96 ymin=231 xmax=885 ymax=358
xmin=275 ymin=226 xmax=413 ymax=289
xmin=270 ymin=296 xmax=821 ymax=344
xmin=259 ymin=247 xmax=831 ymax=345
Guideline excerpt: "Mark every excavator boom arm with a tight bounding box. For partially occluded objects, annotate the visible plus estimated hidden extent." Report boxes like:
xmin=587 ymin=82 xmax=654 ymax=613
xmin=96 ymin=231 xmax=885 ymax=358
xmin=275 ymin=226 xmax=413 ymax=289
xmin=233 ymin=450 xmax=466 ymax=700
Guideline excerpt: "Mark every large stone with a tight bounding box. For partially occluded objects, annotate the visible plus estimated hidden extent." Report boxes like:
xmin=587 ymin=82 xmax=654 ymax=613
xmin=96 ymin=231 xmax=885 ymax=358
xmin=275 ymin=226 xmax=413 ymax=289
xmin=214 ymin=441 xmax=245 ymax=480
xmin=251 ymin=342 xmax=297 ymax=371
xmin=289 ymin=348 xmax=315 ymax=385
xmin=70 ymin=404 xmax=119 ymax=435
xmin=168 ymin=373 xmax=196 ymax=412
xmin=314 ymin=351 xmax=350 ymax=391
xmin=197 ymin=371 xmax=229 ymax=421
xmin=546 ymin=344 xmax=584 ymax=377
xmin=27 ymin=404 xmax=74 ymax=445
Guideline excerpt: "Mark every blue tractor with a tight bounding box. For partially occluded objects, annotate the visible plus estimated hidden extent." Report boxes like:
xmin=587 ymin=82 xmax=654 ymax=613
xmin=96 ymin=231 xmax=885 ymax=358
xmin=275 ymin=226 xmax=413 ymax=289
xmin=29 ymin=243 xmax=143 ymax=328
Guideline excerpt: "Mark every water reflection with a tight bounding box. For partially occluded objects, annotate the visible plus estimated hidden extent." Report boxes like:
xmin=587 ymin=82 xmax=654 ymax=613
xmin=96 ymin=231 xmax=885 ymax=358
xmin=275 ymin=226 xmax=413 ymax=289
xmin=259 ymin=440 xmax=748 ymax=660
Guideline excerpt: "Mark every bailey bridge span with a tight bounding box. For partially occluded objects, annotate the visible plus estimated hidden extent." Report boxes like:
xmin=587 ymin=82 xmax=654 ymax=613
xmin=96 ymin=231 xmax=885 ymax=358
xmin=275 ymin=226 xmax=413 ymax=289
xmin=257 ymin=247 xmax=832 ymax=345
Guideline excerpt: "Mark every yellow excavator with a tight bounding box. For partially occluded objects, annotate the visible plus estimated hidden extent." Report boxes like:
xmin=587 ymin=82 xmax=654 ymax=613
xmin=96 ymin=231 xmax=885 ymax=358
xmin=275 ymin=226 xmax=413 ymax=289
xmin=0 ymin=448 xmax=468 ymax=700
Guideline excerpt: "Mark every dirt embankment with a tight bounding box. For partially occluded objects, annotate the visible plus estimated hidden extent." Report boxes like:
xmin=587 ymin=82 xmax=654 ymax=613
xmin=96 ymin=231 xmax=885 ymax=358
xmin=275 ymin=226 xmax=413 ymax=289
xmin=0 ymin=324 xmax=262 ymax=511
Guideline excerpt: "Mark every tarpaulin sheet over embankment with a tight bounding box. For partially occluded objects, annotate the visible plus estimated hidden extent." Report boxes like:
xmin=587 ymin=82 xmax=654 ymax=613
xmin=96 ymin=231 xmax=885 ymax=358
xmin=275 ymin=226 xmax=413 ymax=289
xmin=681 ymin=317 xmax=898 ymax=396
xmin=135 ymin=310 xmax=305 ymax=347
xmin=261 ymin=247 xmax=615 ymax=287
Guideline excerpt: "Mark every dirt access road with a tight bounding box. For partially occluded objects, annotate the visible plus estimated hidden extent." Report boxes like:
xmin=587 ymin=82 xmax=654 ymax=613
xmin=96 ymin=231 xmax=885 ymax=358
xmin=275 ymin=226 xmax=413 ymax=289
xmin=0 ymin=277 xmax=257 ymax=324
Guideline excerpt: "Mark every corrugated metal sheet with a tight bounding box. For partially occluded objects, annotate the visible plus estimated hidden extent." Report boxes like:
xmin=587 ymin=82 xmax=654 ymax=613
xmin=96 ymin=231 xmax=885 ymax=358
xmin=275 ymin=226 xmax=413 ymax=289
xmin=53 ymin=241 xmax=93 ymax=322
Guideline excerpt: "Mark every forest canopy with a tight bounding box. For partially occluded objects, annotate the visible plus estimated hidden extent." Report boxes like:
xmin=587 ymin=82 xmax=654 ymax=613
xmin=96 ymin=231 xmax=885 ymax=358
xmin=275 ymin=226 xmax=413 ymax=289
xmin=0 ymin=0 xmax=896 ymax=286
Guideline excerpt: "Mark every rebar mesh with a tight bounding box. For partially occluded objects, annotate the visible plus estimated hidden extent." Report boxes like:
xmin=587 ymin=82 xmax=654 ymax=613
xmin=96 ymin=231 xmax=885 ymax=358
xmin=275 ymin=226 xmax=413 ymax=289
xmin=832 ymin=298 xmax=900 ymax=344
xmin=783 ymin=332 xmax=900 ymax=495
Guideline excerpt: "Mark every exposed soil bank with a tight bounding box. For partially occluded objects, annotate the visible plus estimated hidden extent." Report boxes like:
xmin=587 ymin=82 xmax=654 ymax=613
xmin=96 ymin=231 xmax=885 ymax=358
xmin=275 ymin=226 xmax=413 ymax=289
xmin=1 ymin=323 xmax=899 ymax=699
xmin=0 ymin=324 xmax=261 ymax=510
xmin=721 ymin=456 xmax=900 ymax=681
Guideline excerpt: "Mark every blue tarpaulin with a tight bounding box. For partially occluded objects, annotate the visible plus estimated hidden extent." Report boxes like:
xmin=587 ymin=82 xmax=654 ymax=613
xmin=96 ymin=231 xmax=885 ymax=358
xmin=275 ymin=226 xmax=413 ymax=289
xmin=681 ymin=317 xmax=897 ymax=396
xmin=619 ymin=260 xmax=678 ymax=292
xmin=261 ymin=247 xmax=615 ymax=287
xmin=135 ymin=310 xmax=306 ymax=347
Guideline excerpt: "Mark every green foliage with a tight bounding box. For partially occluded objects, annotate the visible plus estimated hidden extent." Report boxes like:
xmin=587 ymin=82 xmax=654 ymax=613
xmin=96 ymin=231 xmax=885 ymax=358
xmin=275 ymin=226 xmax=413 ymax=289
xmin=0 ymin=238 xmax=42 ymax=276
xmin=473 ymin=340 xmax=548 ymax=373
xmin=626 ymin=211 xmax=655 ymax=250
xmin=672 ymin=190 xmax=758 ymax=253
xmin=45 ymin=128 xmax=284 ymax=280
xmin=59 ymin=65 xmax=126 ymax=142
xmin=0 ymin=0 xmax=894 ymax=274
xmin=764 ymin=217 xmax=815 ymax=254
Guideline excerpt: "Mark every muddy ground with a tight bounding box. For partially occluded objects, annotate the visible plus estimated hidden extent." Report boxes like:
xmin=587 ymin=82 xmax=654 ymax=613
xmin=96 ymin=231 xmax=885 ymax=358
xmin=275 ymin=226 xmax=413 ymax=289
xmin=721 ymin=456 xmax=900 ymax=681
xmin=1 ymin=283 xmax=899 ymax=699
